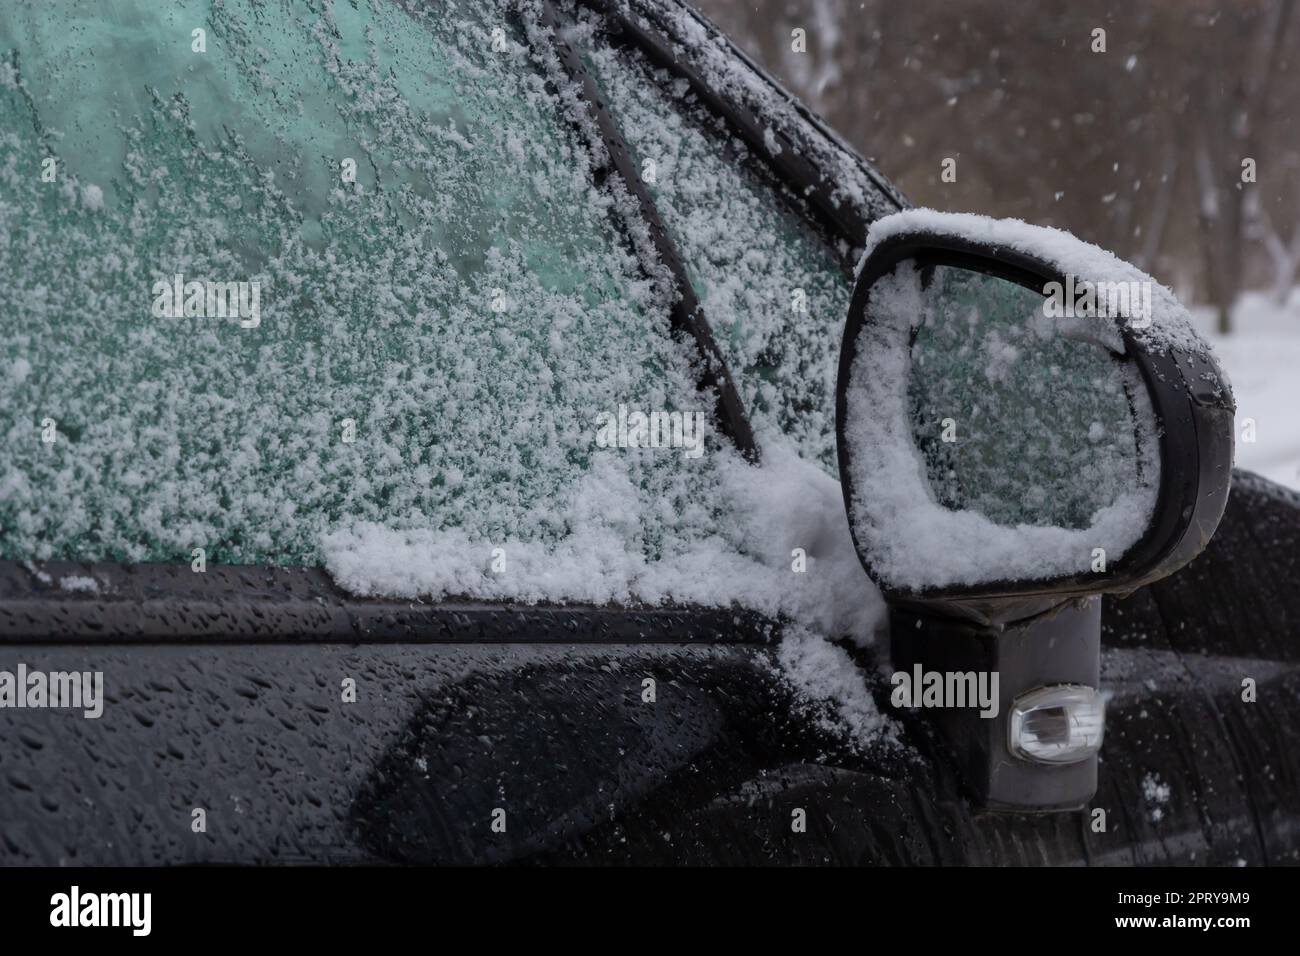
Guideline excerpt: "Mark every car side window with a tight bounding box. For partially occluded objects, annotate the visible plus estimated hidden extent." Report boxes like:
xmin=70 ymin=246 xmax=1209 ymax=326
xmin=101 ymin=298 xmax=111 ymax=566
xmin=586 ymin=29 xmax=854 ymax=474
xmin=0 ymin=0 xmax=714 ymax=566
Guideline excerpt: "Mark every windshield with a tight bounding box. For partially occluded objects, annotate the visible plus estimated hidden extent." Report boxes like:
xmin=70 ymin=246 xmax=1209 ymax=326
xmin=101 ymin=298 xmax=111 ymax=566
xmin=0 ymin=0 xmax=722 ymax=566
xmin=584 ymin=28 xmax=852 ymax=473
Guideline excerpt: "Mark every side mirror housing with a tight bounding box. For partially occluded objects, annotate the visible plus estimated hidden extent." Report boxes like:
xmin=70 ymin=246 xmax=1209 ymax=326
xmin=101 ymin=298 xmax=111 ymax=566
xmin=836 ymin=210 xmax=1235 ymax=810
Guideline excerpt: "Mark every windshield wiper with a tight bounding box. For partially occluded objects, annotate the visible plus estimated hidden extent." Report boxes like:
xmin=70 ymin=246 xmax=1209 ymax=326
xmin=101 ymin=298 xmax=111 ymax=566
xmin=532 ymin=1 xmax=759 ymax=462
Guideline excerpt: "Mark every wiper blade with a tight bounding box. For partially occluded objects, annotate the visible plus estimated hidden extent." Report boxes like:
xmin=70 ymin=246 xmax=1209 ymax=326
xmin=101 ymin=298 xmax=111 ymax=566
xmin=533 ymin=1 xmax=759 ymax=462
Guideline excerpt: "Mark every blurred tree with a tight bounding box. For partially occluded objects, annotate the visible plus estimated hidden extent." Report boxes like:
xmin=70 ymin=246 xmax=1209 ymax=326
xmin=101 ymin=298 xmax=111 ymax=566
xmin=696 ymin=0 xmax=1300 ymax=331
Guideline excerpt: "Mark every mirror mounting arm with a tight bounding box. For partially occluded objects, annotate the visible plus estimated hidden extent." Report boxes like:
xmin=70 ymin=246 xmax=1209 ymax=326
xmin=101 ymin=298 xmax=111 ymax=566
xmin=891 ymin=599 xmax=1102 ymax=812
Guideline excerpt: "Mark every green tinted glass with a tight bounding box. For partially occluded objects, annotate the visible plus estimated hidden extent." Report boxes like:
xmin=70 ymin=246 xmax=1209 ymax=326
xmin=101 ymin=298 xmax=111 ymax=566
xmin=585 ymin=35 xmax=851 ymax=473
xmin=908 ymin=266 xmax=1145 ymax=529
xmin=0 ymin=0 xmax=710 ymax=564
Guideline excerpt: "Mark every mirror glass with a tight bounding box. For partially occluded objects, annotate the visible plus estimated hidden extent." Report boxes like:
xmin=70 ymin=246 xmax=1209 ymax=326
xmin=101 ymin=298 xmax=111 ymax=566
xmin=907 ymin=265 xmax=1150 ymax=529
xmin=840 ymin=257 xmax=1164 ymax=593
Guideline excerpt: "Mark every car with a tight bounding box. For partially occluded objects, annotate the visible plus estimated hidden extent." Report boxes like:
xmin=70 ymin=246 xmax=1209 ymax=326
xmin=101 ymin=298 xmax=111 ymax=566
xmin=1 ymin=0 xmax=1298 ymax=868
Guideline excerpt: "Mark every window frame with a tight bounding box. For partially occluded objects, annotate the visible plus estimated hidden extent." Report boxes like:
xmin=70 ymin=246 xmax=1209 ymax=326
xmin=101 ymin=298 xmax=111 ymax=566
xmin=582 ymin=0 xmax=908 ymax=250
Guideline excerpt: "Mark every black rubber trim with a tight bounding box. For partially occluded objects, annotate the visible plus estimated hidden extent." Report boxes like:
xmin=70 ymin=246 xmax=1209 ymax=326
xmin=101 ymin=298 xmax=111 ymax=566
xmin=536 ymin=1 xmax=758 ymax=461
xmin=0 ymin=560 xmax=779 ymax=644
xmin=582 ymin=0 xmax=907 ymax=247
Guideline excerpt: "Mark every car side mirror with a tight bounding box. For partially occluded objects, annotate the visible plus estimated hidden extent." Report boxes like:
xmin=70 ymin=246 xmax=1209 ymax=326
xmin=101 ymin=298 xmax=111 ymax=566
xmin=835 ymin=211 xmax=1235 ymax=811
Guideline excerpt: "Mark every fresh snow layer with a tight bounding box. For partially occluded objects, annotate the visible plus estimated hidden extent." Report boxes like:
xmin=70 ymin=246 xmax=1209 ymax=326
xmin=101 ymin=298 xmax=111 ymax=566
xmin=583 ymin=26 xmax=852 ymax=473
xmin=0 ymin=0 xmax=715 ymax=566
xmin=324 ymin=442 xmax=886 ymax=646
xmin=0 ymin=0 xmax=899 ymax=750
xmin=322 ymin=436 xmax=895 ymax=747
xmin=57 ymin=574 xmax=99 ymax=593
xmin=773 ymin=625 xmax=898 ymax=752
xmin=858 ymin=209 xmax=1214 ymax=358
xmin=843 ymin=239 xmax=1163 ymax=591
xmin=1194 ymin=291 xmax=1300 ymax=491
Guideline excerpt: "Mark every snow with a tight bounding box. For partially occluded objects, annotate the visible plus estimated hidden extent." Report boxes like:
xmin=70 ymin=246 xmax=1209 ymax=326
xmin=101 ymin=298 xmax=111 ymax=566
xmin=79 ymin=184 xmax=103 ymax=211
xmin=1142 ymin=771 xmax=1171 ymax=823
xmin=842 ymin=249 xmax=1162 ymax=591
xmin=584 ymin=30 xmax=853 ymax=472
xmin=58 ymin=574 xmax=99 ymax=593
xmin=0 ymin=0 xmax=713 ymax=567
xmin=1193 ymin=291 xmax=1300 ymax=491
xmin=0 ymin=0 xmax=901 ymax=753
xmin=324 ymin=440 xmax=896 ymax=746
xmin=323 ymin=443 xmax=885 ymax=646
xmin=0 ymin=0 xmax=1291 ymax=763
xmin=773 ymin=625 xmax=898 ymax=751
xmin=22 ymin=562 xmax=52 ymax=586
xmin=858 ymin=209 xmax=1214 ymax=358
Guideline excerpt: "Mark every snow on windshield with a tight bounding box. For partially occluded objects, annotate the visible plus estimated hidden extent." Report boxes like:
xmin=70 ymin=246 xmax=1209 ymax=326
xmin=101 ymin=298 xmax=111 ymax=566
xmin=583 ymin=28 xmax=851 ymax=473
xmin=0 ymin=0 xmax=709 ymax=568
xmin=0 ymin=0 xmax=894 ymax=747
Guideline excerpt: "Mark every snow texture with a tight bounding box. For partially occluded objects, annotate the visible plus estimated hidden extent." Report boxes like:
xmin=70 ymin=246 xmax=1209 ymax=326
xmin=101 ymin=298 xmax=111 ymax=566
xmin=0 ymin=0 xmax=905 ymax=749
xmin=774 ymin=625 xmax=898 ymax=752
xmin=0 ymin=0 xmax=716 ymax=567
xmin=612 ymin=0 xmax=906 ymax=225
xmin=324 ymin=443 xmax=885 ymax=645
xmin=584 ymin=25 xmax=851 ymax=472
xmin=58 ymin=574 xmax=99 ymax=593
xmin=1142 ymin=770 xmax=1171 ymax=823
xmin=858 ymin=209 xmax=1214 ymax=357
xmin=843 ymin=247 xmax=1162 ymax=590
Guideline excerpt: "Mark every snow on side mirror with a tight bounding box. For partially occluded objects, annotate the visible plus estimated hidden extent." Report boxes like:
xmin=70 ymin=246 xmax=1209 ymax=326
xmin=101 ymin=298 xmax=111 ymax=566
xmin=835 ymin=211 xmax=1235 ymax=811
xmin=837 ymin=210 xmax=1235 ymax=618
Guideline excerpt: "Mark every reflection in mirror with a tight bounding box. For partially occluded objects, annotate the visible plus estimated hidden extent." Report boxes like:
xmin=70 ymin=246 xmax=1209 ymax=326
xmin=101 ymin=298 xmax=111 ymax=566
xmin=840 ymin=259 xmax=1163 ymax=593
xmin=907 ymin=266 xmax=1151 ymax=530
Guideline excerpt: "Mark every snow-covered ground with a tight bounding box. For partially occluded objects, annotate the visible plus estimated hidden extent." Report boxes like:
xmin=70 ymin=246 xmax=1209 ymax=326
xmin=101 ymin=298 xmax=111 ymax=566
xmin=1192 ymin=291 xmax=1300 ymax=491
